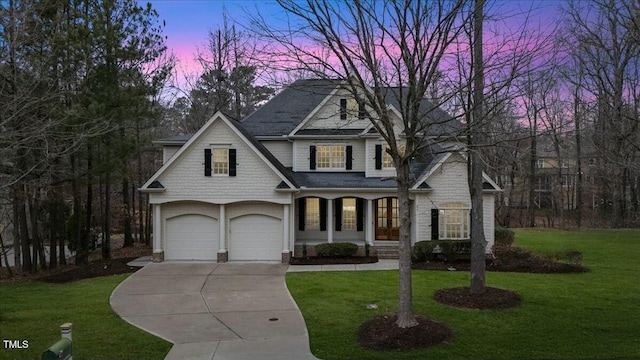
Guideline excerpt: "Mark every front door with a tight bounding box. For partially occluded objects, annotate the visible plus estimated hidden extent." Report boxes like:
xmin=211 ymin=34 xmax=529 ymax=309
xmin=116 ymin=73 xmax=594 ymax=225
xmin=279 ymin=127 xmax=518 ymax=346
xmin=375 ymin=197 xmax=399 ymax=240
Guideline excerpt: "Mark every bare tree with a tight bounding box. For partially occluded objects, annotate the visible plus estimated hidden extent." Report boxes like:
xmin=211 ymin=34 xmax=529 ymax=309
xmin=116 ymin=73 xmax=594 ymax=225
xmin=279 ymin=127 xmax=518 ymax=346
xmin=564 ymin=0 xmax=640 ymax=225
xmin=253 ymin=0 xmax=469 ymax=328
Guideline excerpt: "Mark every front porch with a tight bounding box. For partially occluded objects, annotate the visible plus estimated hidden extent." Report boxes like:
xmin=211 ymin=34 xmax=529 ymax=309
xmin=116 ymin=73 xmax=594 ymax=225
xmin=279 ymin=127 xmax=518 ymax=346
xmin=293 ymin=195 xmax=403 ymax=258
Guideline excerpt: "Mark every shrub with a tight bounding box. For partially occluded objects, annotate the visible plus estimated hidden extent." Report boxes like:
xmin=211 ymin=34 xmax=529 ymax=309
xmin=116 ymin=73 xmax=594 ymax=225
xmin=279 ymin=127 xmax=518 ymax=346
xmin=495 ymin=226 xmax=515 ymax=247
xmin=316 ymin=242 xmax=359 ymax=257
xmin=413 ymin=240 xmax=472 ymax=262
xmin=413 ymin=241 xmax=438 ymax=262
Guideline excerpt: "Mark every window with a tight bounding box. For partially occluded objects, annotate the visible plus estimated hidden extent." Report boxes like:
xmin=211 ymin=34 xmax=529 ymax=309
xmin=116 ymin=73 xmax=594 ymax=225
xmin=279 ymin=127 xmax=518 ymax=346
xmin=536 ymin=159 xmax=545 ymax=169
xmin=316 ymin=145 xmax=346 ymax=169
xmin=340 ymin=98 xmax=347 ymax=120
xmin=439 ymin=203 xmax=469 ymax=240
xmin=213 ymin=148 xmax=228 ymax=175
xmin=305 ymin=198 xmax=320 ymax=230
xmin=589 ymin=158 xmax=596 ymax=167
xmin=560 ymin=159 xmax=569 ymax=168
xmin=342 ymin=198 xmax=356 ymax=230
xmin=383 ymin=144 xmax=405 ymax=168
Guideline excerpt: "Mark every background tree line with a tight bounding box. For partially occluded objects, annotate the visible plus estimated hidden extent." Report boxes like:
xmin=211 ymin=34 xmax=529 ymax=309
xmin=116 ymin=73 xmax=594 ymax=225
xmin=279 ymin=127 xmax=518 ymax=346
xmin=1 ymin=0 xmax=638 ymax=278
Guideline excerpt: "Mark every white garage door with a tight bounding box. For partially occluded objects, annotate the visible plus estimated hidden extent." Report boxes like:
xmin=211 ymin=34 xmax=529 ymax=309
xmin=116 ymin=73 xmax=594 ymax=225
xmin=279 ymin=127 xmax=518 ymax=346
xmin=229 ymin=214 xmax=282 ymax=261
xmin=166 ymin=214 xmax=218 ymax=260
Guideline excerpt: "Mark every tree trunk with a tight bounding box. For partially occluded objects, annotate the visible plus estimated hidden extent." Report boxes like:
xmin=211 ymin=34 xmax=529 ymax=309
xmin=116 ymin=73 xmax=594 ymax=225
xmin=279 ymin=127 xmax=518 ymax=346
xmin=18 ymin=188 xmax=32 ymax=274
xmin=574 ymin=87 xmax=583 ymax=228
xmin=395 ymin=164 xmax=418 ymax=328
xmin=122 ymin=176 xmax=133 ymax=247
xmin=0 ymin=232 xmax=12 ymax=277
xmin=72 ymin=154 xmax=88 ymax=266
xmin=103 ymin=171 xmax=111 ymax=260
xmin=86 ymin=142 xmax=93 ymax=249
xmin=469 ymin=0 xmax=487 ymax=294
xmin=528 ymin=111 xmax=538 ymax=227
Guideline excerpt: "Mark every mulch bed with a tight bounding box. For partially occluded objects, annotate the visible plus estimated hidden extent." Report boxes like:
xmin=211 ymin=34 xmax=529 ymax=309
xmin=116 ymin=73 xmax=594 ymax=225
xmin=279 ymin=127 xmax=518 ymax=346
xmin=38 ymin=257 xmax=141 ymax=283
xmin=434 ymin=286 xmax=522 ymax=310
xmin=358 ymin=313 xmax=453 ymax=351
xmin=290 ymin=256 xmax=378 ymax=265
xmin=412 ymin=247 xmax=588 ymax=274
xmin=0 ymin=237 xmax=150 ymax=284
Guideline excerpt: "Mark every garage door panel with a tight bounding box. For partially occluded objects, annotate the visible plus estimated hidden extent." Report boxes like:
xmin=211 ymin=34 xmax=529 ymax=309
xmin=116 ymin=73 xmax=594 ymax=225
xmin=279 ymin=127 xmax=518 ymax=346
xmin=229 ymin=214 xmax=282 ymax=261
xmin=166 ymin=214 xmax=218 ymax=261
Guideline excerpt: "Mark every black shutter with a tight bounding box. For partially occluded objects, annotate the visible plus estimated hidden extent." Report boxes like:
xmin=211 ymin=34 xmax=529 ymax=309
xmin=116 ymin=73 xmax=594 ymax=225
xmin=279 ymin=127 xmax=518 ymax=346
xmin=335 ymin=198 xmax=342 ymax=231
xmin=298 ymin=198 xmax=306 ymax=231
xmin=346 ymin=145 xmax=353 ymax=170
xmin=375 ymin=144 xmax=382 ymax=170
xmin=204 ymin=149 xmax=212 ymax=176
xmin=310 ymin=146 xmax=316 ymax=170
xmin=340 ymin=98 xmax=347 ymax=119
xmin=229 ymin=149 xmax=236 ymax=176
xmin=320 ymin=198 xmax=327 ymax=231
xmin=356 ymin=198 xmax=364 ymax=231
xmin=431 ymin=209 xmax=439 ymax=240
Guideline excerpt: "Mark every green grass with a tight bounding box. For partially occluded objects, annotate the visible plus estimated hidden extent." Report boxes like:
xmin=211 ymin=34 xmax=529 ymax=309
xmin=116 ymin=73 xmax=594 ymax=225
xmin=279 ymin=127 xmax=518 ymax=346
xmin=0 ymin=274 xmax=171 ymax=360
xmin=286 ymin=229 xmax=640 ymax=360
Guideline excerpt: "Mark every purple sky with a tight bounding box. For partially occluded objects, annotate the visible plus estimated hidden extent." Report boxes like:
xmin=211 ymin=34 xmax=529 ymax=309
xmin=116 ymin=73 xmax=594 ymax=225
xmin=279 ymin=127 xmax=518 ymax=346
xmin=142 ymin=0 xmax=565 ymax=92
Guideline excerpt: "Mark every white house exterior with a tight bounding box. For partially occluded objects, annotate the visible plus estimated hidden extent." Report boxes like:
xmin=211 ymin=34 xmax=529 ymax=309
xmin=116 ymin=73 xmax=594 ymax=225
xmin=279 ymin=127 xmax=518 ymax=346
xmin=140 ymin=79 xmax=501 ymax=263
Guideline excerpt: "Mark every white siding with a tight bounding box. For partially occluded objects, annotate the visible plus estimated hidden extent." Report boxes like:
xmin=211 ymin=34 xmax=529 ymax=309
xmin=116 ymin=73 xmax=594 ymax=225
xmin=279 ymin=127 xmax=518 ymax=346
xmin=365 ymin=139 xmax=396 ymax=178
xmin=163 ymin=146 xmax=181 ymax=164
xmin=413 ymin=153 xmax=496 ymax=252
xmin=150 ymin=119 xmax=290 ymax=204
xmin=302 ymin=88 xmax=371 ymax=130
xmin=483 ymin=194 xmax=496 ymax=249
xmin=261 ymin=140 xmax=293 ymax=167
xmin=293 ymin=139 xmax=366 ymax=172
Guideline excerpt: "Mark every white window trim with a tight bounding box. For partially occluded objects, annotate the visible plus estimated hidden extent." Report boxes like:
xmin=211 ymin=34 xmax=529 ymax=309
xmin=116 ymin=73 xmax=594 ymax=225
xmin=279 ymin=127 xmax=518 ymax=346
xmin=382 ymin=144 xmax=405 ymax=169
xmin=211 ymin=147 xmax=229 ymax=176
xmin=342 ymin=198 xmax=356 ymax=231
xmin=306 ymin=198 xmax=320 ymax=231
xmin=316 ymin=144 xmax=346 ymax=170
xmin=439 ymin=203 xmax=470 ymax=240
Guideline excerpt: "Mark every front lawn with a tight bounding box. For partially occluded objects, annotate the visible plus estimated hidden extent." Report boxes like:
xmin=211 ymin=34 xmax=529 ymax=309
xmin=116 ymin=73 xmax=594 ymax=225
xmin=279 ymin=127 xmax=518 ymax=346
xmin=286 ymin=229 xmax=640 ymax=360
xmin=0 ymin=274 xmax=172 ymax=360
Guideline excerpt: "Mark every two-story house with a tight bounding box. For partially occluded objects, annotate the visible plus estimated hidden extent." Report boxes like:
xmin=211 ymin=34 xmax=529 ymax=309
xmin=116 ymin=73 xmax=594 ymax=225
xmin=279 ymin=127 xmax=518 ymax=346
xmin=140 ymin=79 xmax=500 ymax=263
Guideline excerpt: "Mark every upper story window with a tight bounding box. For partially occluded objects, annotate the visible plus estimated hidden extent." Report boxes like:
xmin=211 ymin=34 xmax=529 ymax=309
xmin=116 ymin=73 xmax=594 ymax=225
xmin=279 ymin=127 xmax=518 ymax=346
xmin=536 ymin=159 xmax=545 ymax=169
xmin=212 ymin=148 xmax=229 ymax=175
xmin=382 ymin=144 xmax=405 ymax=169
xmin=340 ymin=98 xmax=348 ymax=120
xmin=560 ymin=159 xmax=569 ymax=168
xmin=204 ymin=148 xmax=236 ymax=177
xmin=317 ymin=145 xmax=346 ymax=169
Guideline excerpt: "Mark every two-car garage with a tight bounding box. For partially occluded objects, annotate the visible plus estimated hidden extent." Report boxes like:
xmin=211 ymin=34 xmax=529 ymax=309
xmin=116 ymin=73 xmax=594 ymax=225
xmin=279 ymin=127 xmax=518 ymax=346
xmin=162 ymin=201 xmax=284 ymax=262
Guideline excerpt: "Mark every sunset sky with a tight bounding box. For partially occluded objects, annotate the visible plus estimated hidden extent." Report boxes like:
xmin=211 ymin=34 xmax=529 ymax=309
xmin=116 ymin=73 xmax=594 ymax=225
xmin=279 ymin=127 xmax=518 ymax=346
xmin=142 ymin=0 xmax=566 ymax=92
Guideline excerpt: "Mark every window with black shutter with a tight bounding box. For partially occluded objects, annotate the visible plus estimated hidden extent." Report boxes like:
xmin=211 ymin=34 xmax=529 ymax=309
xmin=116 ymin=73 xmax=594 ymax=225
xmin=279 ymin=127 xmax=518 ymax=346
xmin=375 ymin=145 xmax=382 ymax=170
xmin=204 ymin=149 xmax=212 ymax=176
xmin=431 ymin=208 xmax=439 ymax=240
xmin=309 ymin=146 xmax=316 ymax=170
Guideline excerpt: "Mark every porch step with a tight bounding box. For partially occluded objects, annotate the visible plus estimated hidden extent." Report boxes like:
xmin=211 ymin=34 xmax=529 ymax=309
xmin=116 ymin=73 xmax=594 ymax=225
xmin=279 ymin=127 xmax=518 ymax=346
xmin=375 ymin=246 xmax=399 ymax=259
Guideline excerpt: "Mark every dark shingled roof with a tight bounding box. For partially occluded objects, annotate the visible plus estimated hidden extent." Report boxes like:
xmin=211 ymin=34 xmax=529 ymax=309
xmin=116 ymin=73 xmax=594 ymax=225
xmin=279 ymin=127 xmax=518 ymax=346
xmin=291 ymin=172 xmax=398 ymax=189
xmin=294 ymin=128 xmax=366 ymax=136
xmin=226 ymin=118 xmax=299 ymax=188
xmin=241 ymin=79 xmax=339 ymax=137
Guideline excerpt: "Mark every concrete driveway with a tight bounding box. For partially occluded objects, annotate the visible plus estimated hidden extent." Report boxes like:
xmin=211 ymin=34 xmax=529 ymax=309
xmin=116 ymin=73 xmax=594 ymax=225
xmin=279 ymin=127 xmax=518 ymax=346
xmin=110 ymin=263 xmax=318 ymax=360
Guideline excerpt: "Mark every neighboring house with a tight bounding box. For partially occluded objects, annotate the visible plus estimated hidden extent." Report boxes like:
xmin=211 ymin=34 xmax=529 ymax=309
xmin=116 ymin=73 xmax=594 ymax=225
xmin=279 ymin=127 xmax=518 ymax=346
xmin=140 ymin=79 xmax=501 ymax=263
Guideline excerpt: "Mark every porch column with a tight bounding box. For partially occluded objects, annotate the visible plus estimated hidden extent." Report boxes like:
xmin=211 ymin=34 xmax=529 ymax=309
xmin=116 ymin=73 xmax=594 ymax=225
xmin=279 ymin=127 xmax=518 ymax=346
xmin=218 ymin=204 xmax=228 ymax=262
xmin=218 ymin=204 xmax=226 ymax=252
xmin=282 ymin=204 xmax=291 ymax=263
xmin=366 ymin=199 xmax=374 ymax=245
xmin=327 ymin=198 xmax=333 ymax=243
xmin=152 ymin=204 xmax=163 ymax=262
